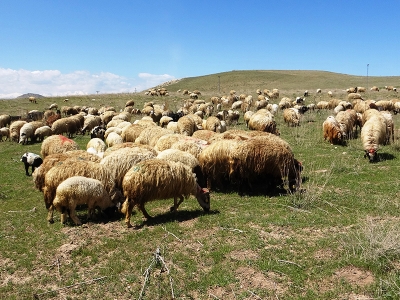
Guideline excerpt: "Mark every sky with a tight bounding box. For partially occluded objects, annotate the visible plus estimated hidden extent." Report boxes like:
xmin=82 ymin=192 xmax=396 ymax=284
xmin=0 ymin=0 xmax=399 ymax=99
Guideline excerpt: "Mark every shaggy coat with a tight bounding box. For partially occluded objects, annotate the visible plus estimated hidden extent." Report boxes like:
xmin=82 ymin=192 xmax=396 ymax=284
xmin=40 ymin=135 xmax=79 ymax=158
xmin=361 ymin=115 xmax=387 ymax=162
xmin=283 ymin=108 xmax=301 ymax=126
xmin=105 ymin=131 xmax=123 ymax=147
xmin=87 ymin=137 xmax=107 ymax=154
xmin=121 ymin=159 xmax=210 ymax=227
xmin=335 ymin=110 xmax=357 ymax=139
xmin=10 ymin=120 xmax=27 ymax=142
xmin=34 ymin=126 xmax=53 ymax=142
xmin=53 ymin=176 xmax=120 ymax=225
xmin=248 ymin=109 xmax=279 ymax=135
xmin=322 ymin=116 xmax=345 ymax=145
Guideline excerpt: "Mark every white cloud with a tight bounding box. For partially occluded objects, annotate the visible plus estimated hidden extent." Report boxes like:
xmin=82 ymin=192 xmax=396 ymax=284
xmin=0 ymin=68 xmax=176 ymax=99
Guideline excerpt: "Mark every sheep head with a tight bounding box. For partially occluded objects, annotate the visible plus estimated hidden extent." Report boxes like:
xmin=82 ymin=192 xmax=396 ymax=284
xmin=364 ymin=149 xmax=378 ymax=163
xmin=195 ymin=185 xmax=210 ymax=212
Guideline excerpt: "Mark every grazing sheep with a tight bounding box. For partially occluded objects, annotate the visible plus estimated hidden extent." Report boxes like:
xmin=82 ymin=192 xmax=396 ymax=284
xmin=316 ymin=89 xmax=322 ymax=94
xmin=327 ymin=91 xmax=333 ymax=97
xmin=357 ymin=87 xmax=366 ymax=93
xmin=20 ymin=152 xmax=43 ymax=176
xmin=53 ymin=176 xmax=122 ymax=225
xmin=243 ymin=111 xmax=255 ymax=128
xmin=375 ymin=100 xmax=395 ymax=112
xmin=283 ymin=108 xmax=302 ymax=126
xmin=170 ymin=137 xmax=208 ymax=159
xmin=34 ymin=126 xmax=53 ymax=142
xmin=177 ymin=115 xmax=197 ymax=136
xmin=385 ymin=86 xmax=395 ymax=91
xmin=42 ymin=160 xmax=120 ymax=223
xmin=159 ymin=116 xmax=173 ymax=128
xmin=248 ymin=109 xmax=279 ymax=135
xmin=361 ymin=115 xmax=388 ymax=162
xmin=191 ymin=129 xmax=218 ymax=142
xmin=335 ymin=110 xmax=358 ymax=139
xmin=347 ymin=93 xmax=362 ymax=101
xmin=90 ymin=125 xmax=106 ymax=140
xmin=135 ymin=126 xmax=173 ymax=147
xmin=121 ymin=159 xmax=210 ymax=227
xmin=10 ymin=120 xmax=27 ymax=142
xmin=19 ymin=123 xmax=35 ymax=144
xmin=82 ymin=115 xmax=102 ymax=135
xmin=121 ymin=124 xmax=146 ymax=142
xmin=278 ymin=97 xmax=292 ymax=110
xmin=40 ymin=135 xmax=79 ymax=158
xmin=370 ymin=86 xmax=379 ymax=92
xmin=205 ymin=116 xmax=224 ymax=133
xmin=125 ymin=100 xmax=135 ymax=107
xmin=316 ymin=101 xmax=329 ymax=110
xmin=229 ymin=135 xmax=302 ymax=193
xmin=153 ymin=133 xmax=185 ymax=152
xmin=322 ymin=116 xmax=345 ymax=145
xmin=0 ymin=127 xmax=10 ymax=141
xmin=380 ymin=111 xmax=395 ymax=144
xmin=0 ymin=114 xmax=11 ymax=128
xmin=87 ymin=137 xmax=107 ymax=154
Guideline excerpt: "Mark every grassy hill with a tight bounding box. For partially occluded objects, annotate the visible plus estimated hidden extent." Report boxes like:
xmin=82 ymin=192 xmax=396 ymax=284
xmin=1 ymin=70 xmax=400 ymax=299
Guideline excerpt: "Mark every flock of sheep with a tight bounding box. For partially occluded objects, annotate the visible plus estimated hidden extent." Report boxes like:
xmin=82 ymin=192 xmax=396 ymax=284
xmin=1 ymin=84 xmax=398 ymax=227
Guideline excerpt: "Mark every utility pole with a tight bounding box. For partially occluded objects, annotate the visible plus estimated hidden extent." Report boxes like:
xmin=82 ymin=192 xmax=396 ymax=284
xmin=218 ymin=76 xmax=220 ymax=94
xmin=367 ymin=64 xmax=369 ymax=92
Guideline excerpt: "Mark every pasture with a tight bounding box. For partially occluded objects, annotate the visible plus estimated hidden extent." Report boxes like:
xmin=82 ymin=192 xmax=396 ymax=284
xmin=1 ymin=70 xmax=400 ymax=299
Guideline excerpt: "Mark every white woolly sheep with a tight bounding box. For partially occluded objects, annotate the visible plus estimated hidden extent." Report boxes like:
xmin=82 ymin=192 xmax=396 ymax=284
xmin=53 ymin=176 xmax=121 ymax=225
xmin=0 ymin=127 xmax=10 ymax=141
xmin=87 ymin=137 xmax=107 ymax=154
xmin=121 ymin=159 xmax=210 ymax=227
xmin=34 ymin=126 xmax=53 ymax=142
xmin=361 ymin=114 xmax=388 ymax=162
xmin=106 ymin=131 xmax=123 ymax=147
xmin=19 ymin=123 xmax=35 ymax=144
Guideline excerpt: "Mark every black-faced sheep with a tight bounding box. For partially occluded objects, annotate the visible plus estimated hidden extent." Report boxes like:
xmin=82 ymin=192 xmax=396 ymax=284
xmin=90 ymin=125 xmax=106 ymax=140
xmin=21 ymin=152 xmax=43 ymax=176
xmin=121 ymin=159 xmax=210 ymax=227
xmin=53 ymin=176 xmax=122 ymax=225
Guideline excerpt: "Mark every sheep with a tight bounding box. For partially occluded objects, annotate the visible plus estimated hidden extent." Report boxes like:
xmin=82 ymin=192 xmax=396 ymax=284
xmin=322 ymin=116 xmax=345 ymax=145
xmin=42 ymin=160 xmax=121 ymax=223
xmin=19 ymin=123 xmax=35 ymax=144
xmin=304 ymin=90 xmax=309 ymax=97
xmin=0 ymin=127 xmax=10 ymax=141
xmin=248 ymin=109 xmax=279 ymax=135
xmin=283 ymin=108 xmax=302 ymax=126
xmin=346 ymin=87 xmax=357 ymax=93
xmin=28 ymin=96 xmax=37 ymax=103
xmin=28 ymin=110 xmax=44 ymax=121
xmin=87 ymin=137 xmax=107 ymax=154
xmin=40 ymin=135 xmax=79 ymax=158
xmin=0 ymin=114 xmax=11 ymax=128
xmin=105 ymin=132 xmax=123 ymax=147
xmin=361 ymin=115 xmax=388 ymax=162
xmin=228 ymin=135 xmax=302 ymax=193
xmin=159 ymin=116 xmax=173 ymax=127
xmin=121 ymin=159 xmax=210 ymax=227
xmin=153 ymin=133 xmax=185 ymax=152
xmin=100 ymin=146 xmax=157 ymax=190
xmin=375 ymin=100 xmax=396 ymax=112
xmin=327 ymin=91 xmax=333 ymax=97
xmin=204 ymin=116 xmax=223 ymax=133
xmin=199 ymin=138 xmax=249 ymax=190
xmin=20 ymin=152 xmax=43 ymax=176
xmin=243 ymin=111 xmax=254 ymax=128
xmin=357 ymin=87 xmax=366 ymax=93
xmin=380 ymin=111 xmax=395 ymax=144
xmin=316 ymin=89 xmax=322 ymax=94
xmin=177 ymin=115 xmax=197 ymax=136
xmin=347 ymin=93 xmax=362 ymax=101
xmin=170 ymin=138 xmax=207 ymax=159
xmin=191 ymin=129 xmax=218 ymax=142
xmin=90 ymin=125 xmax=106 ymax=140
xmin=370 ymin=86 xmax=379 ymax=92
xmin=335 ymin=110 xmax=358 ymax=139
xmin=10 ymin=120 xmax=27 ymax=142
xmin=385 ymin=86 xmax=395 ymax=91
xmin=316 ymin=101 xmax=329 ymax=110
xmin=278 ymin=97 xmax=292 ymax=110
xmin=135 ymin=127 xmax=173 ymax=147
xmin=53 ymin=176 xmax=122 ymax=225
xmin=34 ymin=126 xmax=53 ymax=142
xmin=82 ymin=115 xmax=102 ymax=135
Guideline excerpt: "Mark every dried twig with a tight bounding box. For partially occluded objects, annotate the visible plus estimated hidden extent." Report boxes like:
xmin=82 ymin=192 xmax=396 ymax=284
xmin=209 ymin=293 xmax=221 ymax=299
xmin=7 ymin=207 xmax=36 ymax=213
xmin=247 ymin=290 xmax=262 ymax=299
xmin=277 ymin=259 xmax=303 ymax=268
xmin=33 ymin=276 xmax=107 ymax=299
xmin=162 ymin=226 xmax=182 ymax=242
xmin=220 ymin=226 xmax=245 ymax=233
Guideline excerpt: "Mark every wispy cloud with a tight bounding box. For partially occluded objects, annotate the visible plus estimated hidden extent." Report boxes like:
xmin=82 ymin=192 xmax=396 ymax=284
xmin=0 ymin=68 xmax=176 ymax=99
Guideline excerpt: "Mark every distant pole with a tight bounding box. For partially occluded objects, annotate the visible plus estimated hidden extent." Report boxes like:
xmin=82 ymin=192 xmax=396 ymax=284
xmin=96 ymin=91 xmax=99 ymax=94
xmin=218 ymin=76 xmax=220 ymax=94
xmin=367 ymin=64 xmax=369 ymax=92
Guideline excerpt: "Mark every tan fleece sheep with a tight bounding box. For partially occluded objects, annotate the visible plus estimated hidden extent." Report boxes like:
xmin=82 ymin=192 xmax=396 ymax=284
xmin=53 ymin=176 xmax=120 ymax=225
xmin=34 ymin=126 xmax=53 ymax=142
xmin=40 ymin=135 xmax=79 ymax=158
xmin=322 ymin=116 xmax=345 ymax=145
xmin=248 ymin=109 xmax=279 ymax=135
xmin=361 ymin=114 xmax=388 ymax=162
xmin=121 ymin=159 xmax=210 ymax=227
xmin=10 ymin=120 xmax=27 ymax=142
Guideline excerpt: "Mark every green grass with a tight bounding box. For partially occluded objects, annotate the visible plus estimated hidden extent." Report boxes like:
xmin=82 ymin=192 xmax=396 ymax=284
xmin=1 ymin=70 xmax=400 ymax=299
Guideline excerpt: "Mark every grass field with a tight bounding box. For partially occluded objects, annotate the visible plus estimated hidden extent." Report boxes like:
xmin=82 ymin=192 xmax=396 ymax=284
xmin=1 ymin=70 xmax=400 ymax=299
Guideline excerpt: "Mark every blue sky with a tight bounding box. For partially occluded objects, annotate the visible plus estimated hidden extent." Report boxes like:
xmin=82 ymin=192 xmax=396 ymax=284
xmin=0 ymin=0 xmax=399 ymax=98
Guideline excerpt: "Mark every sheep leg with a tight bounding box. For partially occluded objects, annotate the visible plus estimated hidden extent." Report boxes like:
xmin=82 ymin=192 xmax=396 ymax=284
xmin=170 ymin=196 xmax=184 ymax=212
xmin=68 ymin=208 xmax=82 ymax=226
xmin=47 ymin=205 xmax=55 ymax=223
xmin=139 ymin=202 xmax=152 ymax=220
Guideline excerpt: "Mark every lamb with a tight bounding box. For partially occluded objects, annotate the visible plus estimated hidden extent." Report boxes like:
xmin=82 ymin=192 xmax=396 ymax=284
xmin=42 ymin=160 xmax=121 ymax=223
xmin=361 ymin=114 xmax=388 ymax=162
xmin=40 ymin=134 xmax=79 ymax=158
xmin=228 ymin=135 xmax=302 ymax=193
xmin=34 ymin=126 xmax=53 ymax=142
xmin=20 ymin=152 xmax=43 ymax=176
xmin=52 ymin=176 xmax=122 ymax=225
xmin=322 ymin=116 xmax=345 ymax=145
xmin=248 ymin=109 xmax=279 ymax=135
xmin=121 ymin=159 xmax=210 ymax=227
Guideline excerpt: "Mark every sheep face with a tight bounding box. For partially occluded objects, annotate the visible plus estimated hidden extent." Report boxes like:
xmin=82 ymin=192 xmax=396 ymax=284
xmin=110 ymin=188 xmax=124 ymax=206
xmin=195 ymin=186 xmax=210 ymax=212
xmin=364 ymin=149 xmax=378 ymax=163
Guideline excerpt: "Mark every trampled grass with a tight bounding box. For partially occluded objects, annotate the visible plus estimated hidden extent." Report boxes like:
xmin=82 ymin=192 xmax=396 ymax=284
xmin=1 ymin=70 xmax=400 ymax=299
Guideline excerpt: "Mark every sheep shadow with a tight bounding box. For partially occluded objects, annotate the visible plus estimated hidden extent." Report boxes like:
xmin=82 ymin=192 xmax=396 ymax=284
xmin=135 ymin=209 xmax=220 ymax=229
xmin=377 ymin=153 xmax=396 ymax=162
